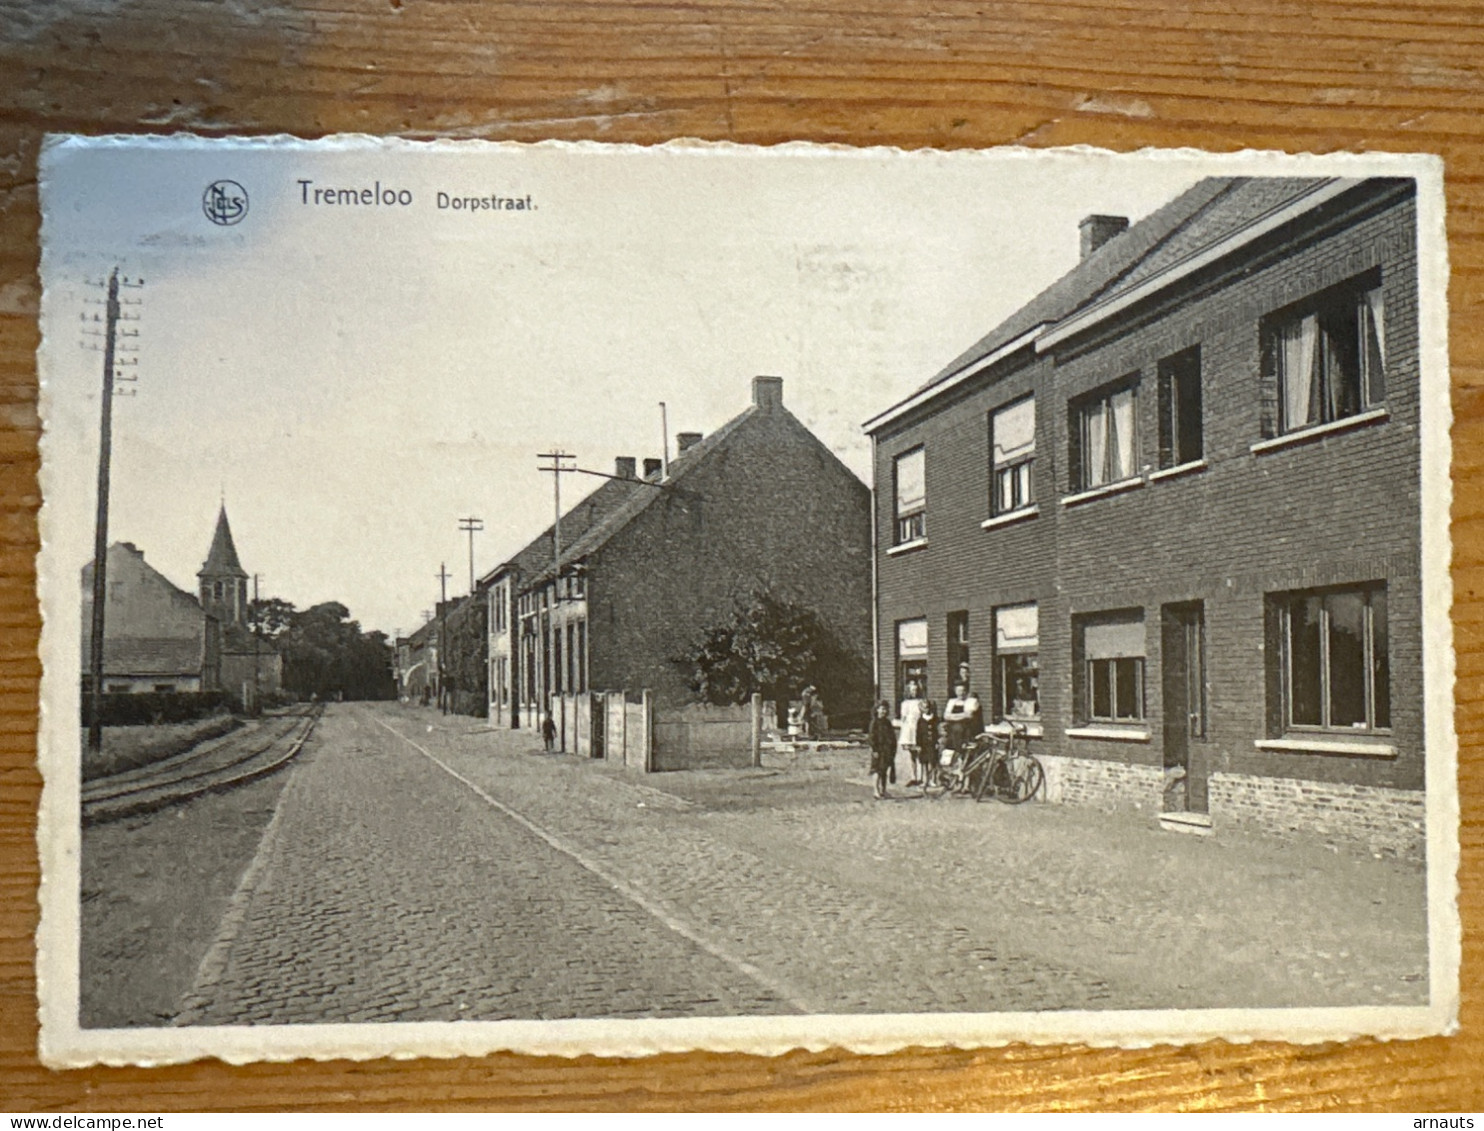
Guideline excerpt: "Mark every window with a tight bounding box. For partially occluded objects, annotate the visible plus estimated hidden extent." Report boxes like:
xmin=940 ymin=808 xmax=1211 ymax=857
xmin=1079 ymin=612 xmax=1145 ymax=723
xmin=1266 ymin=274 xmax=1385 ymax=435
xmin=576 ymin=619 xmax=587 ymax=693
xmin=894 ymin=447 xmax=926 ymax=544
xmin=1157 ymin=348 xmax=1203 ymax=468
xmin=1072 ymin=379 xmax=1138 ymax=491
xmin=896 ymin=618 xmax=928 ymax=705
xmin=1276 ymin=584 xmax=1390 ymax=732
xmin=153 ymin=683 xmax=175 ymax=693
xmin=990 ymin=397 xmax=1035 ymax=515
xmin=993 ymin=603 xmax=1039 ymax=721
xmin=566 ymin=622 xmax=576 ymax=693
xmin=947 ymin=611 xmax=970 ymax=694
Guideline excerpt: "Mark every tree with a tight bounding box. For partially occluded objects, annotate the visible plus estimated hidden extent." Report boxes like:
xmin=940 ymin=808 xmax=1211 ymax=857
xmin=279 ymin=601 xmax=396 ymax=701
xmin=246 ymin=596 xmax=296 ymax=640
xmin=678 ymin=589 xmax=870 ymax=729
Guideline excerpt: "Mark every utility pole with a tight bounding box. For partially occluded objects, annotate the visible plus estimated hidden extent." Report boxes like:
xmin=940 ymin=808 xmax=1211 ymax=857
xmin=251 ymin=573 xmax=262 ymax=716
xmin=83 ymin=267 xmax=141 ymax=754
xmin=435 ymin=562 xmax=450 ymax=713
xmin=458 ymin=516 xmax=484 ymax=594
xmin=536 ymin=450 xmax=574 ymax=598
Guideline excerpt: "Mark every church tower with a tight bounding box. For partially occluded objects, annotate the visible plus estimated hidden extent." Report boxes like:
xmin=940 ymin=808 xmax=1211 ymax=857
xmin=198 ymin=505 xmax=249 ymax=626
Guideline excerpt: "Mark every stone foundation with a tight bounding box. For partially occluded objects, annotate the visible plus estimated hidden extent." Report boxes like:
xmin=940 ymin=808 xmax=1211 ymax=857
xmin=1208 ymin=771 xmax=1426 ymax=861
xmin=1038 ymin=754 xmax=1165 ymax=810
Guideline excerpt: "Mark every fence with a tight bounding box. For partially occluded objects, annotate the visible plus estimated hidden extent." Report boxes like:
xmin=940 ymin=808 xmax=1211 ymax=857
xmin=552 ymin=691 xmax=762 ymax=772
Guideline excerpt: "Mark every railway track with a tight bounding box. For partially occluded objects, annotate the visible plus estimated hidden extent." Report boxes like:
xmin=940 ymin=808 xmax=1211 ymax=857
xmin=82 ymin=704 xmax=324 ymax=825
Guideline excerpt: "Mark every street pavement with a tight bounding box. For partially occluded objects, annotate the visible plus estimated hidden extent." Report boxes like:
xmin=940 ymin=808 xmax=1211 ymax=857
xmin=176 ymin=702 xmax=1428 ymax=1025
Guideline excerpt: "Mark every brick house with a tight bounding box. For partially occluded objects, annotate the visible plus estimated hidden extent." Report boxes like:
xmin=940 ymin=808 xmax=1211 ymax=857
xmin=865 ymin=176 xmax=1426 ymax=855
xmin=485 ymin=376 xmax=872 ymax=737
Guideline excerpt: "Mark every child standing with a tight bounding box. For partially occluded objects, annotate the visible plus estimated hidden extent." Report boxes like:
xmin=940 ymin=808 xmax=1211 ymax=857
xmin=913 ymin=699 xmax=940 ymax=793
xmin=541 ymin=710 xmax=557 ymax=752
xmin=867 ymin=700 xmax=896 ymax=799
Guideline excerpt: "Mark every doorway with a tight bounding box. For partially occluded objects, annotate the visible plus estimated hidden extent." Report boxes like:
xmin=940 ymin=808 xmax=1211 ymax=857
xmin=1160 ymin=601 xmax=1207 ymax=813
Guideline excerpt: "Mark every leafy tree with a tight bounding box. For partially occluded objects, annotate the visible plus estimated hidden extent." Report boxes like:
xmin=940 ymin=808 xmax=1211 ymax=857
xmin=441 ymin=595 xmax=488 ymax=716
xmin=679 ymin=589 xmax=870 ymax=728
xmin=246 ymin=596 xmax=296 ymax=640
xmin=279 ymin=601 xmax=396 ymax=701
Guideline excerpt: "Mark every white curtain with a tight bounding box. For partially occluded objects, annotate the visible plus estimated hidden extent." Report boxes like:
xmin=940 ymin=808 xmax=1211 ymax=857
xmin=1085 ymin=400 xmax=1108 ymax=486
xmin=1110 ymin=387 xmax=1135 ymax=481
xmin=1281 ymin=314 xmax=1319 ymax=429
xmin=1363 ymin=286 xmax=1386 ymax=403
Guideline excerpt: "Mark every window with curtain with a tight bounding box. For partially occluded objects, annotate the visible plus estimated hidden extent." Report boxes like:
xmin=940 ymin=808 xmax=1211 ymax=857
xmin=993 ymin=603 xmax=1039 ymax=721
xmin=1268 ymin=274 xmax=1386 ymax=434
xmin=1078 ymin=612 xmax=1146 ymax=723
xmin=1074 ymin=380 xmax=1139 ymax=491
xmin=990 ymin=396 xmax=1036 ymax=516
xmin=894 ymin=446 xmax=926 ymax=544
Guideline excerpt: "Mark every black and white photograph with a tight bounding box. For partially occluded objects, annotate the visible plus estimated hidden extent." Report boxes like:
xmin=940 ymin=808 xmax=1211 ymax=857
xmin=34 ymin=137 xmax=1458 ymax=1065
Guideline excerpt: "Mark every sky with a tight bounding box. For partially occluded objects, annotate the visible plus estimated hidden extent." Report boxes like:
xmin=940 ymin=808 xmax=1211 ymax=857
xmin=38 ymin=139 xmax=1220 ymax=638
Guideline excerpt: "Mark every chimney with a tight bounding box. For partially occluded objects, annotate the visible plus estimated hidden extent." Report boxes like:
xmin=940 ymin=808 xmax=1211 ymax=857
xmin=752 ymin=375 xmax=783 ymax=410
xmin=614 ymin=456 xmax=636 ymax=479
xmin=677 ymin=431 xmax=703 ymax=454
xmin=1079 ymin=214 xmax=1128 ymax=260
xmin=643 ymin=457 xmax=663 ymax=479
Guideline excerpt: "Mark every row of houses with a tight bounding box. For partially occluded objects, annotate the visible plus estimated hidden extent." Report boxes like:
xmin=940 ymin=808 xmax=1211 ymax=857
xmin=865 ymin=174 xmax=1424 ymax=853
xmin=403 ymin=173 xmax=1426 ymax=855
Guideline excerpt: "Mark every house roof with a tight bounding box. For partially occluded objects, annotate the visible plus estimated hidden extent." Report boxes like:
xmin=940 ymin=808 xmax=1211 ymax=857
xmin=98 ymin=637 xmax=204 ymax=678
xmin=525 ymin=401 xmax=761 ymax=586
xmin=867 ymin=176 xmax=1344 ymax=433
xmin=199 ymin=506 xmax=247 ymax=579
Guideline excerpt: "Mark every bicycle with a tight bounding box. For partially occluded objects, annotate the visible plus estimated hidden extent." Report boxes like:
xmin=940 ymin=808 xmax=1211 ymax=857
xmin=934 ymin=721 xmax=1044 ymax=804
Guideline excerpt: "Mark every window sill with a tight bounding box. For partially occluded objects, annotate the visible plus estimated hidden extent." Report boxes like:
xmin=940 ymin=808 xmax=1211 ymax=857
xmin=981 ymin=506 xmax=1039 ymax=531
xmin=1061 ymin=477 xmax=1144 ymax=508
xmin=1250 ymin=407 xmax=1389 ymax=455
xmin=985 ymin=720 xmax=1044 ymax=739
xmin=1065 ymin=725 xmax=1151 ymax=743
xmin=1147 ymin=459 xmax=1207 ymax=483
xmin=886 ymin=537 xmax=928 ymax=557
xmin=1254 ymin=736 xmax=1397 ymax=758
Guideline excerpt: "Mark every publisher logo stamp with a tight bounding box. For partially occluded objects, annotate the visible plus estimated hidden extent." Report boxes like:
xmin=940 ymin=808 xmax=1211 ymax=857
xmin=203 ymin=180 xmax=249 ymax=226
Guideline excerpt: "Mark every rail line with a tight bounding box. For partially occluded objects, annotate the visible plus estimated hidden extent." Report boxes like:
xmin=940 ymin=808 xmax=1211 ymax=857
xmin=82 ymin=704 xmax=324 ymax=825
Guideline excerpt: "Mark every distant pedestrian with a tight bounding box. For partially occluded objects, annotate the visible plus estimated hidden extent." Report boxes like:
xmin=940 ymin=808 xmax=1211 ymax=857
xmin=913 ymin=699 xmax=940 ymax=792
xmin=867 ymin=700 xmax=896 ymax=799
xmin=896 ymin=679 xmax=923 ymax=788
xmin=803 ymin=684 xmax=827 ymax=740
xmin=541 ymin=710 xmax=557 ymax=752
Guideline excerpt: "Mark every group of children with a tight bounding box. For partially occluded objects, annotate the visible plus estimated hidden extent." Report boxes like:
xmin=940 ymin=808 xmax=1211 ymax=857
xmin=866 ymin=678 xmax=984 ymax=800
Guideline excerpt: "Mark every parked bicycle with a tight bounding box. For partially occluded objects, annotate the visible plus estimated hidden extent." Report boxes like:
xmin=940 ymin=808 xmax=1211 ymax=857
xmin=934 ymin=720 xmax=1044 ymax=804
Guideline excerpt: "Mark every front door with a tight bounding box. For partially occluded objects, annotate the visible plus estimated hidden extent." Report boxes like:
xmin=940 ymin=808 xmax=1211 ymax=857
xmin=1160 ymin=601 xmax=1208 ymax=813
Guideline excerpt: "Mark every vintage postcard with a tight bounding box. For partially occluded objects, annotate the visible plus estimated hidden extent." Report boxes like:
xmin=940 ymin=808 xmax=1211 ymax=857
xmin=34 ymin=136 xmax=1459 ymax=1066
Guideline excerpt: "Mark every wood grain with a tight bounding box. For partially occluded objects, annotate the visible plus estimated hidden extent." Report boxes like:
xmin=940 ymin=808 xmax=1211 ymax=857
xmin=1 ymin=0 xmax=1479 ymax=1111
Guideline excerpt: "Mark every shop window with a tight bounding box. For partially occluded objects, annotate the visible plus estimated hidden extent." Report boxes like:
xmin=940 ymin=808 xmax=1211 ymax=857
xmin=896 ymin=618 xmax=928 ymax=706
xmin=993 ymin=603 xmax=1039 ymax=722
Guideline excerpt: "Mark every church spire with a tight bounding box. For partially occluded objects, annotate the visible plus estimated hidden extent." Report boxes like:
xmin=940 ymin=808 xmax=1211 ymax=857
xmin=198 ymin=505 xmax=248 ymax=626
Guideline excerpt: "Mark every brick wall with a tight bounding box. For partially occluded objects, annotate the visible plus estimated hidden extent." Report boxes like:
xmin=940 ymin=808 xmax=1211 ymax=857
xmin=872 ymin=179 xmax=1425 ymax=824
xmin=591 ymin=394 xmax=873 ymax=713
xmin=1208 ymin=771 xmax=1426 ymax=860
xmin=1038 ymin=753 xmax=1166 ymax=809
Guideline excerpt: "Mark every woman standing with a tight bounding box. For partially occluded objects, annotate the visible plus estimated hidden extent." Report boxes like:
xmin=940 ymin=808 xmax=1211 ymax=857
xmin=896 ymin=678 xmax=923 ymax=791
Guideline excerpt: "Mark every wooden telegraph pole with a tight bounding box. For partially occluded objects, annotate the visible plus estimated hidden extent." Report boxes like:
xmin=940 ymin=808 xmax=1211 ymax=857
xmin=435 ymin=562 xmax=450 ymax=713
xmin=458 ymin=516 xmax=483 ymax=594
xmin=84 ymin=268 xmax=141 ymax=753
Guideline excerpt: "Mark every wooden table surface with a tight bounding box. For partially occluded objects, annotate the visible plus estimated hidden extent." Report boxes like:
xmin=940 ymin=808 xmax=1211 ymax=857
xmin=1 ymin=0 xmax=1480 ymax=1111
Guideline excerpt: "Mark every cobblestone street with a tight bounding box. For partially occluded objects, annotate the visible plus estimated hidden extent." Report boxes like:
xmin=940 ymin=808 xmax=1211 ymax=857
xmin=159 ymin=702 xmax=1428 ymax=1026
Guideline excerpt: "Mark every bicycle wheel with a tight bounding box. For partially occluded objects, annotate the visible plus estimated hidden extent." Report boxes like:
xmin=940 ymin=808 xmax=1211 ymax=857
xmin=973 ymin=755 xmax=1003 ymax=802
xmin=998 ymin=756 xmax=1045 ymax=804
